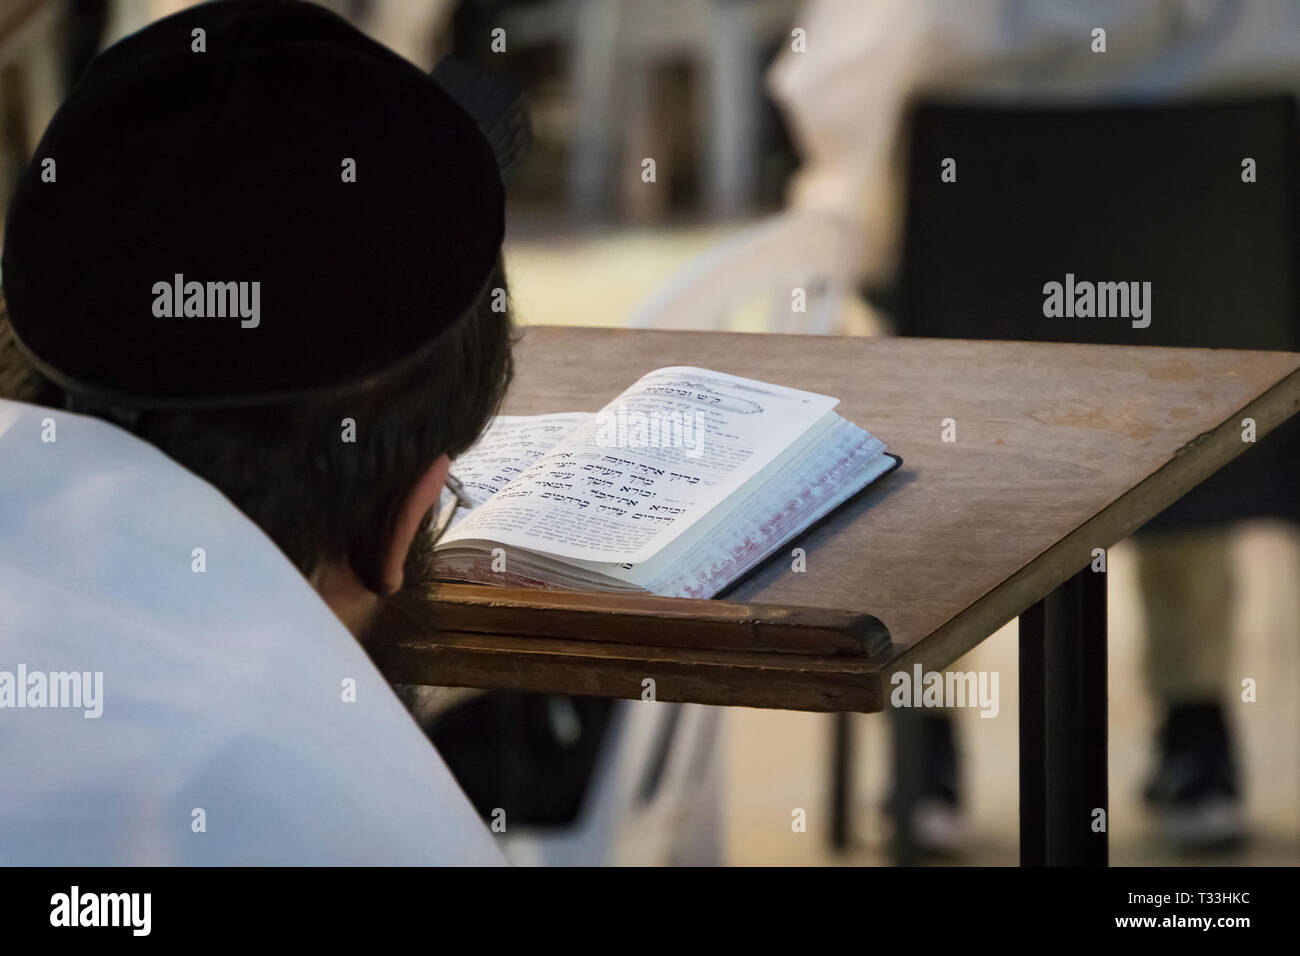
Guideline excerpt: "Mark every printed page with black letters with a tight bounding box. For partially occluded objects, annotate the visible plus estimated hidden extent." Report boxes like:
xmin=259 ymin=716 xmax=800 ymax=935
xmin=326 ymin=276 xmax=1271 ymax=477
xmin=433 ymin=367 xmax=895 ymax=597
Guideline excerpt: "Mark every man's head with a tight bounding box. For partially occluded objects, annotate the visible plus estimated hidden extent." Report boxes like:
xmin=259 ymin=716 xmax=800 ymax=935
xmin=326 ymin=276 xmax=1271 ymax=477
xmin=0 ymin=0 xmax=516 ymax=635
xmin=0 ymin=268 xmax=513 ymax=635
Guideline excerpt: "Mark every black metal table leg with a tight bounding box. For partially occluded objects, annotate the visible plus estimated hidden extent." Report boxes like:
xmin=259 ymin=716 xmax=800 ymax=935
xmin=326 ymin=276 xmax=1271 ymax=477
xmin=829 ymin=712 xmax=853 ymax=851
xmin=1019 ymin=564 xmax=1108 ymax=866
xmin=1019 ymin=598 xmax=1048 ymax=865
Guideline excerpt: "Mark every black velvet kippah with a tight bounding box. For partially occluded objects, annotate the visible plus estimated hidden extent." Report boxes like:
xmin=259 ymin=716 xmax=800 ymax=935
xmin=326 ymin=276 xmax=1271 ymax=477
xmin=1 ymin=0 xmax=504 ymax=408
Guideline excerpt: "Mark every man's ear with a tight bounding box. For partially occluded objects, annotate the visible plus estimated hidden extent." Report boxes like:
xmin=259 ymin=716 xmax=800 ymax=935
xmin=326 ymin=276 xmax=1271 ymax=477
xmin=382 ymin=453 xmax=452 ymax=595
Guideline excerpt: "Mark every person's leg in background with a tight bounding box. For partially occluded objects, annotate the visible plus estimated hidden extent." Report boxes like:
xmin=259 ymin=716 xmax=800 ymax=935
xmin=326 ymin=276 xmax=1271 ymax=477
xmin=888 ymin=708 xmax=963 ymax=860
xmin=886 ymin=526 xmax=1243 ymax=861
xmin=1137 ymin=526 xmax=1245 ymax=849
xmin=64 ymin=0 xmax=108 ymax=88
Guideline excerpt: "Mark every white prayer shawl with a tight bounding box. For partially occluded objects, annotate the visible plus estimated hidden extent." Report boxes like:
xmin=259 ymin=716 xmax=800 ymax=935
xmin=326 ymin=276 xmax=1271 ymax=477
xmin=0 ymin=398 xmax=503 ymax=865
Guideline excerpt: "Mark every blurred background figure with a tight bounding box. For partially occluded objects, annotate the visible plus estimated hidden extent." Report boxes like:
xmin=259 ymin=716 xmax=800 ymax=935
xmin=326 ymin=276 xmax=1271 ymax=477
xmin=2 ymin=0 xmax=1296 ymax=865
xmin=758 ymin=0 xmax=1300 ymax=859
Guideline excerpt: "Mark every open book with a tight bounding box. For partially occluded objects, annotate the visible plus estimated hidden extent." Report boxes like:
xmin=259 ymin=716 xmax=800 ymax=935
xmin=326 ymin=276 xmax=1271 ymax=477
xmin=432 ymin=367 xmax=898 ymax=599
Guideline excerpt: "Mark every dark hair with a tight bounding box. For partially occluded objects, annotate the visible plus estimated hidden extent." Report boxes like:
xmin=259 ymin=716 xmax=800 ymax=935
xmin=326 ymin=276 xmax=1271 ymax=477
xmin=0 ymin=259 xmax=514 ymax=593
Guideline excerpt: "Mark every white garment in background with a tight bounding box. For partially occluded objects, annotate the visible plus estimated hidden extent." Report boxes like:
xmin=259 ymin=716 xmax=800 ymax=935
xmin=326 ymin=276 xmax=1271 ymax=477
xmin=768 ymin=0 xmax=1300 ymax=287
xmin=0 ymin=398 xmax=502 ymax=865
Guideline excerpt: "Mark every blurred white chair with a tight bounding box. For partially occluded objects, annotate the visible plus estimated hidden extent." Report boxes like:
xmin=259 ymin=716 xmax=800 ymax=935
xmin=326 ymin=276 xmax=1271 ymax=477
xmin=499 ymin=701 xmax=724 ymax=866
xmin=623 ymin=205 xmax=874 ymax=861
xmin=560 ymin=0 xmax=796 ymax=220
xmin=627 ymin=208 xmax=865 ymax=334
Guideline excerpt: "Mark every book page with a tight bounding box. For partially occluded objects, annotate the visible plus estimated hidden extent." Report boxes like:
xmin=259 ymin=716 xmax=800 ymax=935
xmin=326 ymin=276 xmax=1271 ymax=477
xmin=437 ymin=367 xmax=839 ymax=564
xmin=448 ymin=413 xmax=594 ymax=506
xmin=438 ymin=413 xmax=592 ymax=528
xmin=632 ymin=422 xmax=891 ymax=598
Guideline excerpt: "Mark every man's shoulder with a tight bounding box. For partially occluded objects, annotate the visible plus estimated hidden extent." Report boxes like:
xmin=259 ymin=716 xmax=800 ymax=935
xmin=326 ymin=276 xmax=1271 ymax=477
xmin=0 ymin=398 xmax=501 ymax=865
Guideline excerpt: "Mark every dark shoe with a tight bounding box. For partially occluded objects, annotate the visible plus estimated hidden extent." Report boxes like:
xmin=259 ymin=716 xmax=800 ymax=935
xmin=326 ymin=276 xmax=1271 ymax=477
xmin=1143 ymin=701 xmax=1245 ymax=851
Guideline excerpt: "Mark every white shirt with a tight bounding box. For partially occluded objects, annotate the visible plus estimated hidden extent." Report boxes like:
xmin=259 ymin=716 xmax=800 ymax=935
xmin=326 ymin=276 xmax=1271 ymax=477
xmin=0 ymin=398 xmax=503 ymax=864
